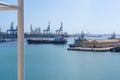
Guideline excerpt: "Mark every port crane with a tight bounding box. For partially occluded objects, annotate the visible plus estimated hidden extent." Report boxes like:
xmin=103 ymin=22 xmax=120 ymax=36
xmin=43 ymin=22 xmax=50 ymax=34
xmin=7 ymin=22 xmax=17 ymax=39
xmin=56 ymin=22 xmax=63 ymax=34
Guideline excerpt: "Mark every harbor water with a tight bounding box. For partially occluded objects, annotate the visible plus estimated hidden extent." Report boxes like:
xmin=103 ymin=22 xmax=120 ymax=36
xmin=0 ymin=38 xmax=120 ymax=80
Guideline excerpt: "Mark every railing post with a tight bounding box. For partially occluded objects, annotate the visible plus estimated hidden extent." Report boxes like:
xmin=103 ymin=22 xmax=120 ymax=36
xmin=17 ymin=0 xmax=24 ymax=80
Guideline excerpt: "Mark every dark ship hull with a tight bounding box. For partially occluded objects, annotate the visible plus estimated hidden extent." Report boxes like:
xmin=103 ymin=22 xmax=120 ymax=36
xmin=110 ymin=47 xmax=120 ymax=52
xmin=27 ymin=39 xmax=67 ymax=44
xmin=69 ymin=44 xmax=81 ymax=47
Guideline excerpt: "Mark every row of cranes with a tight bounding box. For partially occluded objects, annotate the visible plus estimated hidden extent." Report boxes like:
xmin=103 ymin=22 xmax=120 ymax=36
xmin=30 ymin=22 xmax=63 ymax=35
xmin=0 ymin=22 xmax=65 ymax=40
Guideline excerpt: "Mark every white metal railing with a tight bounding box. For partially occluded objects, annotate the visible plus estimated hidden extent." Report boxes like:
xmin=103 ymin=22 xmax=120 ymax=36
xmin=0 ymin=0 xmax=24 ymax=80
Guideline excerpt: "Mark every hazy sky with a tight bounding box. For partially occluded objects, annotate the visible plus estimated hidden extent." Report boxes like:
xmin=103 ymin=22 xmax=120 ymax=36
xmin=0 ymin=0 xmax=120 ymax=34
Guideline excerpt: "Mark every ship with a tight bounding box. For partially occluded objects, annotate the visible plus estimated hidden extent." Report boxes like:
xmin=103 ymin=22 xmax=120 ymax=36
xmin=27 ymin=35 xmax=67 ymax=44
xmin=69 ymin=31 xmax=86 ymax=47
xmin=68 ymin=32 xmax=120 ymax=52
xmin=110 ymin=43 xmax=120 ymax=52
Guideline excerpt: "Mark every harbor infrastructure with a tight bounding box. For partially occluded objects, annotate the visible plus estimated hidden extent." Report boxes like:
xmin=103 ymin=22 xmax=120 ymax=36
xmin=0 ymin=22 xmax=18 ymax=42
xmin=43 ymin=22 xmax=50 ymax=35
xmin=0 ymin=0 xmax=24 ymax=80
xmin=7 ymin=22 xmax=17 ymax=39
xmin=56 ymin=22 xmax=63 ymax=34
xmin=30 ymin=24 xmax=41 ymax=34
xmin=25 ymin=22 xmax=69 ymax=38
xmin=30 ymin=21 xmax=63 ymax=35
xmin=0 ymin=21 xmax=69 ymax=39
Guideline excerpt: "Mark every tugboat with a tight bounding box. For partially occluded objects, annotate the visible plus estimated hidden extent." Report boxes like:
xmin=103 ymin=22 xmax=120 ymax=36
xmin=69 ymin=31 xmax=86 ymax=47
xmin=27 ymin=34 xmax=67 ymax=44
xmin=108 ymin=32 xmax=116 ymax=39
xmin=110 ymin=43 xmax=120 ymax=52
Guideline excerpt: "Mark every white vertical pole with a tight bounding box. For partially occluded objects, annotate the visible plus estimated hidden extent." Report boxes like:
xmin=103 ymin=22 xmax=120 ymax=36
xmin=17 ymin=0 xmax=24 ymax=80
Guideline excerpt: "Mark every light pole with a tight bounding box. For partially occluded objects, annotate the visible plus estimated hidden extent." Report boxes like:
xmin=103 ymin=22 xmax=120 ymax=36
xmin=0 ymin=0 xmax=24 ymax=80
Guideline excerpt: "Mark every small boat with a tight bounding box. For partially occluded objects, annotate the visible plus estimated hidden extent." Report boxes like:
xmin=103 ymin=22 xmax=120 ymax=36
xmin=27 ymin=35 xmax=67 ymax=44
xmin=110 ymin=43 xmax=120 ymax=52
xmin=110 ymin=46 xmax=120 ymax=52
xmin=69 ymin=32 xmax=86 ymax=47
xmin=69 ymin=37 xmax=83 ymax=47
xmin=108 ymin=32 xmax=116 ymax=39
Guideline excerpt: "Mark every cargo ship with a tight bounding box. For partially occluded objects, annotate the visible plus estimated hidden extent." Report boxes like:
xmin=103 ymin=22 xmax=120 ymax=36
xmin=27 ymin=35 xmax=67 ymax=44
xmin=68 ymin=32 xmax=120 ymax=52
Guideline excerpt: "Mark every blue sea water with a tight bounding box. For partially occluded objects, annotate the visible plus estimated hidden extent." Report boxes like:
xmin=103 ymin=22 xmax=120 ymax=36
xmin=0 ymin=38 xmax=120 ymax=80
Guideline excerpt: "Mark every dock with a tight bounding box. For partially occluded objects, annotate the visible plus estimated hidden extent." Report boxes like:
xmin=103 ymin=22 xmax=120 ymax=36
xmin=68 ymin=47 xmax=114 ymax=52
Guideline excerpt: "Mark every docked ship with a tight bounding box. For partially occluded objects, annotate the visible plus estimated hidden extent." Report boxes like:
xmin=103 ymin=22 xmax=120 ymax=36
xmin=110 ymin=43 xmax=120 ymax=52
xmin=27 ymin=35 xmax=67 ymax=44
xmin=69 ymin=31 xmax=86 ymax=47
xmin=68 ymin=32 xmax=120 ymax=52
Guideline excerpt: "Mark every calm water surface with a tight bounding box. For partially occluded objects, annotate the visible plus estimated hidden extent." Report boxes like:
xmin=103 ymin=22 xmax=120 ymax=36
xmin=0 ymin=38 xmax=120 ymax=80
